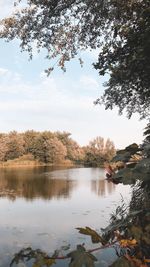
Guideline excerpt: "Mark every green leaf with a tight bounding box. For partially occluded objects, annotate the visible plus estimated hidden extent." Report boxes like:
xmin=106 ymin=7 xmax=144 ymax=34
xmin=76 ymin=227 xmax=106 ymax=245
xmin=110 ymin=257 xmax=135 ymax=267
xmin=67 ymin=245 xmax=97 ymax=267
xmin=129 ymin=225 xmax=143 ymax=241
xmin=113 ymin=151 xmax=131 ymax=163
xmin=125 ymin=143 xmax=139 ymax=154
xmin=113 ymin=168 xmax=136 ymax=185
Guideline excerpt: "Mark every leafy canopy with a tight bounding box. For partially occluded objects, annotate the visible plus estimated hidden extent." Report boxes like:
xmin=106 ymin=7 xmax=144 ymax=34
xmin=111 ymin=124 xmax=150 ymax=184
xmin=0 ymin=0 xmax=150 ymax=118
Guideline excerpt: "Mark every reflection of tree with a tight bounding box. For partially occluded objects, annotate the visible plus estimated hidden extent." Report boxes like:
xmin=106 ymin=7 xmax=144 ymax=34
xmin=91 ymin=180 xmax=115 ymax=196
xmin=0 ymin=168 xmax=77 ymax=201
xmin=107 ymin=181 xmax=116 ymax=195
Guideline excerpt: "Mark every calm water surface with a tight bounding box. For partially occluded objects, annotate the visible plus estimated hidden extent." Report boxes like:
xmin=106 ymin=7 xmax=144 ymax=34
xmin=0 ymin=167 xmax=131 ymax=266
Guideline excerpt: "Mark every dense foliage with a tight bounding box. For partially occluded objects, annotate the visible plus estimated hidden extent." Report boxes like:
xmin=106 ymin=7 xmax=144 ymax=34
xmin=83 ymin=136 xmax=116 ymax=166
xmin=0 ymin=130 xmax=115 ymax=165
xmin=0 ymin=0 xmax=150 ymax=118
xmin=111 ymin=124 xmax=150 ymax=185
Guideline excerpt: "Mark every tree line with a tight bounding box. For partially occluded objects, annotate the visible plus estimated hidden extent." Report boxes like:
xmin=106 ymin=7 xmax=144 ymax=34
xmin=0 ymin=131 xmax=116 ymax=166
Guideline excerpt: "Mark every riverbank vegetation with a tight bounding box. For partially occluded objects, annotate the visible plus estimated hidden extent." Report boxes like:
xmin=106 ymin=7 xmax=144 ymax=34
xmin=102 ymin=123 xmax=150 ymax=266
xmin=110 ymin=123 xmax=150 ymax=185
xmin=9 ymin=124 xmax=150 ymax=267
xmin=0 ymin=131 xmax=116 ymax=167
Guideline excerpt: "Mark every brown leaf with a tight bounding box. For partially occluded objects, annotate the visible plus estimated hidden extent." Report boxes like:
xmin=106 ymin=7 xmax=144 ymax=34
xmin=76 ymin=227 xmax=106 ymax=245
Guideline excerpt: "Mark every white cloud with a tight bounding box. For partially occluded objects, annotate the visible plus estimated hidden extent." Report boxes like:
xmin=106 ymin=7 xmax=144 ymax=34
xmin=0 ymin=68 xmax=146 ymax=148
xmin=40 ymin=71 xmax=47 ymax=79
xmin=0 ymin=78 xmax=93 ymax=113
xmin=0 ymin=0 xmax=29 ymax=19
xmin=80 ymin=75 xmax=99 ymax=90
xmin=0 ymin=0 xmax=15 ymax=19
xmin=0 ymin=67 xmax=9 ymax=76
xmin=82 ymin=48 xmax=100 ymax=60
xmin=0 ymin=69 xmax=22 ymax=92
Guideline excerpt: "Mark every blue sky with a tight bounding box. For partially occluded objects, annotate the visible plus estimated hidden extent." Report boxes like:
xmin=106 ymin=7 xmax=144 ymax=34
xmin=0 ymin=0 xmax=146 ymax=148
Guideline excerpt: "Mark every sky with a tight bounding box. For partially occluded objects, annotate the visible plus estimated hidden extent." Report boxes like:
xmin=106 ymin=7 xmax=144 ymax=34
xmin=0 ymin=0 xmax=147 ymax=148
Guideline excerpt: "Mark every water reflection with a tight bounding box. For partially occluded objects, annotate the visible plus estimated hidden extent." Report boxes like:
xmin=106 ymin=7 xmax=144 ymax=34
xmin=0 ymin=167 xmax=116 ymax=200
xmin=0 ymin=167 xmax=77 ymax=200
xmin=91 ymin=179 xmax=116 ymax=196
xmin=0 ymin=167 xmax=131 ymax=267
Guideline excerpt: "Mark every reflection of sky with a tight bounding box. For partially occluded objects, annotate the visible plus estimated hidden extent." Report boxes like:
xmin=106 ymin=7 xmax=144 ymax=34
xmin=0 ymin=167 xmax=132 ymax=266
xmin=47 ymin=167 xmax=105 ymax=181
xmin=0 ymin=167 xmax=128 ymax=200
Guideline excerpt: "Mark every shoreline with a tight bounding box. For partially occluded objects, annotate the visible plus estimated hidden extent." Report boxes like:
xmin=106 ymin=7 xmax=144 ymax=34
xmin=0 ymin=160 xmax=75 ymax=169
xmin=0 ymin=157 xmax=105 ymax=169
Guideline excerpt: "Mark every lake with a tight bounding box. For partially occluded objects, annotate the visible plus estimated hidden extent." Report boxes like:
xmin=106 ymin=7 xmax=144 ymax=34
xmin=0 ymin=167 xmax=131 ymax=267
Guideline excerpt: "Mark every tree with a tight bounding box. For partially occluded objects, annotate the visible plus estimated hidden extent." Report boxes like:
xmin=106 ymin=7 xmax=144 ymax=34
xmin=31 ymin=132 xmax=54 ymax=162
xmin=143 ymin=123 xmax=150 ymax=144
xmin=89 ymin=137 xmax=105 ymax=153
xmin=44 ymin=137 xmax=67 ymax=163
xmin=30 ymin=132 xmax=67 ymax=163
xmin=0 ymin=134 xmax=9 ymax=161
xmin=142 ymin=123 xmax=150 ymax=157
xmin=23 ymin=130 xmax=39 ymax=154
xmin=5 ymin=131 xmax=25 ymax=160
xmin=0 ymin=0 xmax=150 ymax=118
xmin=111 ymin=128 xmax=150 ymax=184
xmin=56 ymin=131 xmax=85 ymax=162
xmin=104 ymin=138 xmax=116 ymax=161
xmin=84 ymin=136 xmax=116 ymax=166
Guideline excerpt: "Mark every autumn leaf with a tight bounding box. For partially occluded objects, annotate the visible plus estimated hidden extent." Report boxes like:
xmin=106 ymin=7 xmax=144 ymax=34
xmin=32 ymin=257 xmax=55 ymax=267
xmin=76 ymin=227 xmax=106 ymax=245
xmin=119 ymin=239 xmax=137 ymax=247
xmin=44 ymin=258 xmax=56 ymax=267
xmin=67 ymin=245 xmax=97 ymax=267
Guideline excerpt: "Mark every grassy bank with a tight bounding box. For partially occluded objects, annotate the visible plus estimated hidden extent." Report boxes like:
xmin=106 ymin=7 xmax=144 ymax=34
xmin=0 ymin=155 xmax=74 ymax=168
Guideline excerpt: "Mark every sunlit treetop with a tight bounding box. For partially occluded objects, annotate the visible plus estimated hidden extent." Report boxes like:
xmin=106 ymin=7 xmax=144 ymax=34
xmin=0 ymin=0 xmax=150 ymax=119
